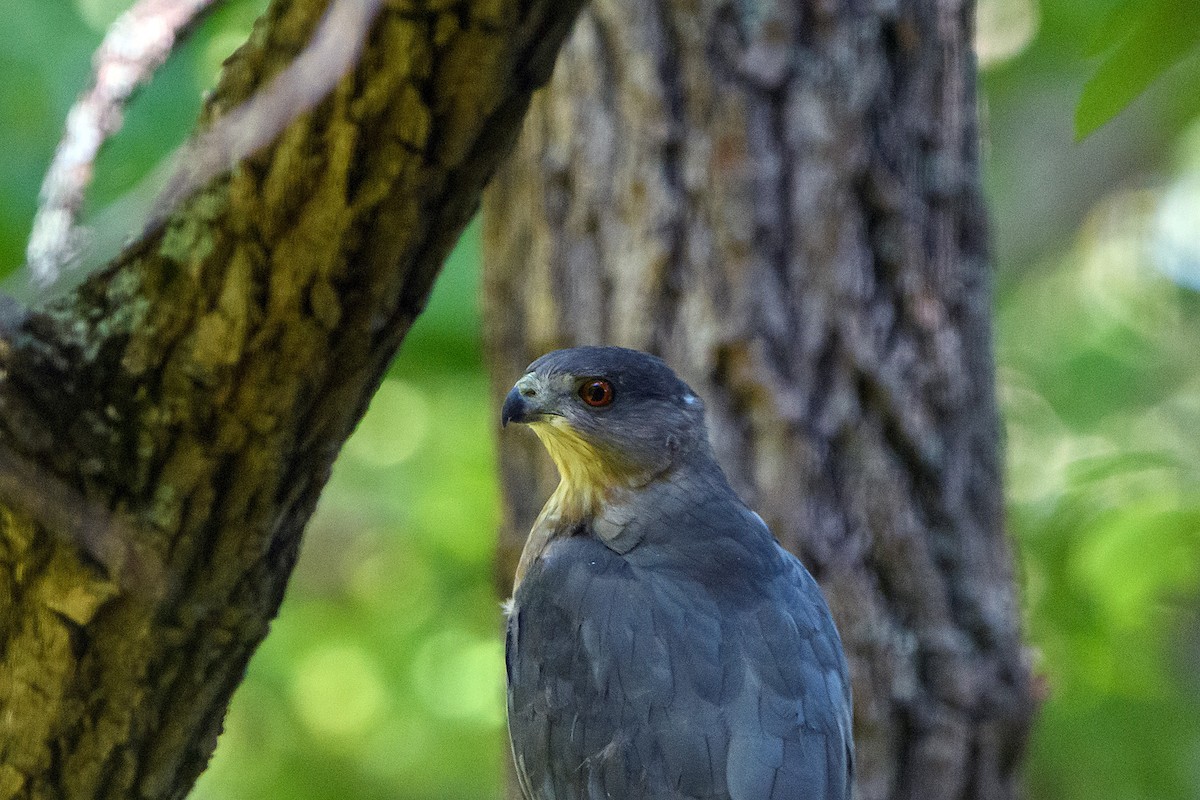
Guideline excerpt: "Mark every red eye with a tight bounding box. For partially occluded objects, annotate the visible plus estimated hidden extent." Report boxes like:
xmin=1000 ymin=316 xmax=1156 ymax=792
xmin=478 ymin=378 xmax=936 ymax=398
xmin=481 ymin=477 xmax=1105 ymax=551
xmin=579 ymin=379 xmax=615 ymax=407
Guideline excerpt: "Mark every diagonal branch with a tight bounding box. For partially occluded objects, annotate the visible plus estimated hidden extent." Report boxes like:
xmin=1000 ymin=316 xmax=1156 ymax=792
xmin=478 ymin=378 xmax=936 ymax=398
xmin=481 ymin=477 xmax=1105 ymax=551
xmin=26 ymin=0 xmax=218 ymax=287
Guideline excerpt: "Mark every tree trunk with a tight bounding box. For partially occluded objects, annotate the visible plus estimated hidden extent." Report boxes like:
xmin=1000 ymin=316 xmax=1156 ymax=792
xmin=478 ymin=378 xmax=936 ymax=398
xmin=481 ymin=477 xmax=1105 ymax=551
xmin=0 ymin=1 xmax=584 ymax=797
xmin=482 ymin=2 xmax=1037 ymax=799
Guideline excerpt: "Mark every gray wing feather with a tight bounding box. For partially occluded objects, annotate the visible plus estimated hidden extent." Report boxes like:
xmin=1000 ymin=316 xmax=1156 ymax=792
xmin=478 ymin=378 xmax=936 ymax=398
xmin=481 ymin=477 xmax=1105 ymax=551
xmin=507 ymin=517 xmax=853 ymax=800
xmin=723 ymin=552 xmax=852 ymax=800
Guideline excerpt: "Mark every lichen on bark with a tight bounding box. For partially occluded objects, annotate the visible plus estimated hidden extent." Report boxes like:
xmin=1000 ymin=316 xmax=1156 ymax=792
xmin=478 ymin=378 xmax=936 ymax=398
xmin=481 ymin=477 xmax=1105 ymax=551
xmin=0 ymin=0 xmax=585 ymax=797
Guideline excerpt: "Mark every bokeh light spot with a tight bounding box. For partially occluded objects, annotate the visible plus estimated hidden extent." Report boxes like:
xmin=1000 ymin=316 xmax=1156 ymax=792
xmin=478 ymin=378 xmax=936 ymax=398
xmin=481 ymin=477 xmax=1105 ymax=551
xmin=410 ymin=628 xmax=505 ymax=727
xmin=345 ymin=379 xmax=430 ymax=467
xmin=976 ymin=0 xmax=1039 ymax=68
xmin=291 ymin=643 xmax=388 ymax=739
xmin=1153 ymin=175 xmax=1200 ymax=291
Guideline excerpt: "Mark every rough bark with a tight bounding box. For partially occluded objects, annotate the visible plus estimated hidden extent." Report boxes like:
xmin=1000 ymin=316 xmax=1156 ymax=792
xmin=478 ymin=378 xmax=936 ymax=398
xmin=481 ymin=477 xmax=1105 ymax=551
xmin=0 ymin=0 xmax=584 ymax=797
xmin=482 ymin=1 xmax=1037 ymax=799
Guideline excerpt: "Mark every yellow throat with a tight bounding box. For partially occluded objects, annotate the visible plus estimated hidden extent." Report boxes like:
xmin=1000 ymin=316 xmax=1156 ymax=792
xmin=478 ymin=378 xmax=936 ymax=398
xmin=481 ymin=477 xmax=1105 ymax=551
xmin=513 ymin=418 xmax=638 ymax=588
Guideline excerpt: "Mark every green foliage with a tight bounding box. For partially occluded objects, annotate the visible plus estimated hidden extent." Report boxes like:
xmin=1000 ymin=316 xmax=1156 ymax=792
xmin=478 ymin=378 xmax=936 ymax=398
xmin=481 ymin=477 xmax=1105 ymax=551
xmin=996 ymin=119 xmax=1200 ymax=798
xmin=1076 ymin=0 xmax=1200 ymax=138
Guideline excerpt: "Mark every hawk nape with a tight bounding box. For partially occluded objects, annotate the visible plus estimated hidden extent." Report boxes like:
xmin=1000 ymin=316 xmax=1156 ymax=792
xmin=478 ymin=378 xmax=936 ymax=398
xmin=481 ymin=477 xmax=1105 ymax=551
xmin=501 ymin=346 xmax=853 ymax=800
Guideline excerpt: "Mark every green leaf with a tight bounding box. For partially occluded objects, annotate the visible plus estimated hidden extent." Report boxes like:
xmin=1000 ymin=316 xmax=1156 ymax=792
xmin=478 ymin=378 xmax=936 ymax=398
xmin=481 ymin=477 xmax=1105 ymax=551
xmin=1075 ymin=0 xmax=1200 ymax=139
xmin=1081 ymin=0 xmax=1143 ymax=58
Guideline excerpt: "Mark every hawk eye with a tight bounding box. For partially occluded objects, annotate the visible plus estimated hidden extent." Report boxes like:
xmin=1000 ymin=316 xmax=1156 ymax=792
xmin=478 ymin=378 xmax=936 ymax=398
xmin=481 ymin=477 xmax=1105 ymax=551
xmin=579 ymin=379 xmax=614 ymax=408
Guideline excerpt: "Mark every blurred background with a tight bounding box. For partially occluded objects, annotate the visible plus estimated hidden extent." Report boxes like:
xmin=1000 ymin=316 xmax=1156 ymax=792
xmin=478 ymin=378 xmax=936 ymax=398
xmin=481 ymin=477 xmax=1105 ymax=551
xmin=1 ymin=1 xmax=1198 ymax=798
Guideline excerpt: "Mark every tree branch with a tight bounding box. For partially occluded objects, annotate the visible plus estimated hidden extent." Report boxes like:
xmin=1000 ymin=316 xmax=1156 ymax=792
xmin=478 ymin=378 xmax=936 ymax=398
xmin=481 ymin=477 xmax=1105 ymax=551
xmin=26 ymin=0 xmax=218 ymax=287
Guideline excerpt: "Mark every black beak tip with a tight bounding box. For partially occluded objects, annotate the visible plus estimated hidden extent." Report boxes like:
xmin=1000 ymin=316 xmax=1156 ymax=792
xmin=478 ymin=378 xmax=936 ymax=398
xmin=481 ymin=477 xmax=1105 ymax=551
xmin=501 ymin=386 xmax=525 ymax=429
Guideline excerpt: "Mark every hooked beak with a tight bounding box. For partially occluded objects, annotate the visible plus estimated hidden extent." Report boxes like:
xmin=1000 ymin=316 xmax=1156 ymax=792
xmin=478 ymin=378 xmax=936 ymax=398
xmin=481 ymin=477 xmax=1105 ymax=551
xmin=501 ymin=374 xmax=544 ymax=428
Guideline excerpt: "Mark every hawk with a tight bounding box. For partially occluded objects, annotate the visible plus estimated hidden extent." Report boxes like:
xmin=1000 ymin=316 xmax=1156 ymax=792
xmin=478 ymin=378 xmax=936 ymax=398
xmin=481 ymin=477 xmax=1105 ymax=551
xmin=502 ymin=346 xmax=853 ymax=800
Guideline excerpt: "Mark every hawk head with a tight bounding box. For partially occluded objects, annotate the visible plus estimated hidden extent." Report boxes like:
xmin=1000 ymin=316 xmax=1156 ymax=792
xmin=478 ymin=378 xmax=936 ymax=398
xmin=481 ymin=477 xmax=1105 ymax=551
xmin=502 ymin=346 xmax=710 ymax=503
